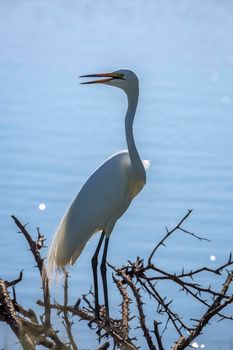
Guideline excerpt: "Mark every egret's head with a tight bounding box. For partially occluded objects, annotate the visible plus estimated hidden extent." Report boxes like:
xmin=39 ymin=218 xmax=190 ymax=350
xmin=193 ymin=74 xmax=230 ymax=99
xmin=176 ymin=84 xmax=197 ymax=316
xmin=80 ymin=69 xmax=139 ymax=94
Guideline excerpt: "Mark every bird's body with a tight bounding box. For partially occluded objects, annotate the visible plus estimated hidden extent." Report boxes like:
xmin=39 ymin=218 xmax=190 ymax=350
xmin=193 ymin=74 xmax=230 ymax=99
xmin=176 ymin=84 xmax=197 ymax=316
xmin=47 ymin=69 xmax=148 ymax=319
xmin=49 ymin=150 xmax=148 ymax=269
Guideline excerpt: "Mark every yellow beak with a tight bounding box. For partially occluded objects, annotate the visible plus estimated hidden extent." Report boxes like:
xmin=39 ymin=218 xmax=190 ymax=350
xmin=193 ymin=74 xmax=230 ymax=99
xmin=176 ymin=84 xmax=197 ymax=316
xmin=79 ymin=73 xmax=115 ymax=84
xmin=79 ymin=72 xmax=125 ymax=84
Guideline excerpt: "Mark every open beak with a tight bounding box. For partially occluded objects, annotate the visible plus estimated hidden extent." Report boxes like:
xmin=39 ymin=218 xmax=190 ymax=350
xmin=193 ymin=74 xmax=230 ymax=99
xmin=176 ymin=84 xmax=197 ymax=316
xmin=79 ymin=73 xmax=115 ymax=85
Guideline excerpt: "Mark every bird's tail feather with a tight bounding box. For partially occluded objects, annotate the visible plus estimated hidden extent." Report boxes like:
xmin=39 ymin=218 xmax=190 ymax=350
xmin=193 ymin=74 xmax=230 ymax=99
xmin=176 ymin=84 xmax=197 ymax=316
xmin=46 ymin=219 xmax=87 ymax=284
xmin=46 ymin=231 xmax=64 ymax=284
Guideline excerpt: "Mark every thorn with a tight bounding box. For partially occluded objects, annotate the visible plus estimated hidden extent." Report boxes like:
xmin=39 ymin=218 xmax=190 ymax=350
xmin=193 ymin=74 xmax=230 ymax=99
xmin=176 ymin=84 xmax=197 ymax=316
xmin=74 ymin=298 xmax=81 ymax=309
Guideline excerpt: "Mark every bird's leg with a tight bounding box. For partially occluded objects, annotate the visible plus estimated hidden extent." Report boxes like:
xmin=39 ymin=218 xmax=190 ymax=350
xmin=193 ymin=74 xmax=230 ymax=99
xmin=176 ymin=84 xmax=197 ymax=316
xmin=100 ymin=236 xmax=110 ymax=321
xmin=91 ymin=231 xmax=105 ymax=320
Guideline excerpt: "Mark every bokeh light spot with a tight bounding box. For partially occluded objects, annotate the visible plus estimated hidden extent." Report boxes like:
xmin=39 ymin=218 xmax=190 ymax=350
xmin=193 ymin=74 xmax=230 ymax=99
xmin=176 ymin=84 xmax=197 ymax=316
xmin=39 ymin=203 xmax=46 ymax=211
xmin=210 ymin=255 xmax=216 ymax=261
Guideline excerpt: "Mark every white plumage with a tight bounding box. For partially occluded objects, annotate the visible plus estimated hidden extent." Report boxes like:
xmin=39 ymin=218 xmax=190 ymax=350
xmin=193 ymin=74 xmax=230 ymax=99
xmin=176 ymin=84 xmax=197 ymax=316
xmin=48 ymin=151 xmax=149 ymax=271
xmin=47 ymin=69 xmax=149 ymax=302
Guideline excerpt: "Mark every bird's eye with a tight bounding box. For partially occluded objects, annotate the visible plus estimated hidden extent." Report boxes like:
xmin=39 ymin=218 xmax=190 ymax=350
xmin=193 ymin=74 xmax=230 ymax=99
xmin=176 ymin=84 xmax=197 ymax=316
xmin=114 ymin=73 xmax=125 ymax=80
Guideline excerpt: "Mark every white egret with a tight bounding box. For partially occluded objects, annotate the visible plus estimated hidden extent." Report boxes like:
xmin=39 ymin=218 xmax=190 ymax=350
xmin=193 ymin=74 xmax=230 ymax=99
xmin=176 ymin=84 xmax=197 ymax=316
xmin=47 ymin=69 xmax=149 ymax=319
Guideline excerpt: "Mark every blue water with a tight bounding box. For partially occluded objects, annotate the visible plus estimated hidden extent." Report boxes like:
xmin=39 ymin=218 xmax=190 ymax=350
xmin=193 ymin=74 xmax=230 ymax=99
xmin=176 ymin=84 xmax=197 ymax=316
xmin=0 ymin=1 xmax=233 ymax=348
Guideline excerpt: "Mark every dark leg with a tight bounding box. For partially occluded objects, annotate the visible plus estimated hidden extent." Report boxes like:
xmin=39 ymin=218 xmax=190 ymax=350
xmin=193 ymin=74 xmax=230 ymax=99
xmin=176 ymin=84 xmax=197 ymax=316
xmin=91 ymin=231 xmax=105 ymax=319
xmin=100 ymin=236 xmax=110 ymax=319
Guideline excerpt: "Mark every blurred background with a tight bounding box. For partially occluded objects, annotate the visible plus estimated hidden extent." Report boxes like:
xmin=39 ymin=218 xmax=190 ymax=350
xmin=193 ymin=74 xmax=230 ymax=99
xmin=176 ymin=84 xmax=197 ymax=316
xmin=0 ymin=0 xmax=233 ymax=348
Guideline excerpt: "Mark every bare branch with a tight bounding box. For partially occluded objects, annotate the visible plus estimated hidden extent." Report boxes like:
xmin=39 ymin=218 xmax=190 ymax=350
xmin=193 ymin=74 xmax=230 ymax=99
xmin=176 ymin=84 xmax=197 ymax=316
xmin=153 ymin=321 xmax=164 ymax=350
xmin=113 ymin=274 xmax=131 ymax=341
xmin=0 ymin=279 xmax=34 ymax=350
xmin=5 ymin=270 xmax=24 ymax=287
xmin=118 ymin=269 xmax=156 ymax=350
xmin=171 ymin=271 xmax=233 ymax=349
xmin=62 ymin=269 xmax=78 ymax=350
xmin=0 ymin=211 xmax=231 ymax=350
xmin=97 ymin=342 xmax=110 ymax=350
xmin=148 ymin=210 xmax=193 ymax=264
xmin=11 ymin=215 xmax=51 ymax=326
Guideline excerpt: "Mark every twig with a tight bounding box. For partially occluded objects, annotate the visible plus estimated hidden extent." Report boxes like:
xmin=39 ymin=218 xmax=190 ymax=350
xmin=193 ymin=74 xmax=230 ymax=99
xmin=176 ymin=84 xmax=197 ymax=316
xmin=153 ymin=321 xmax=164 ymax=350
xmin=11 ymin=216 xmax=69 ymax=349
xmin=171 ymin=271 xmax=233 ymax=349
xmin=148 ymin=210 xmax=195 ymax=264
xmin=118 ymin=270 xmax=156 ymax=350
xmin=113 ymin=275 xmax=131 ymax=339
xmin=97 ymin=342 xmax=110 ymax=350
xmin=0 ymin=211 xmax=231 ymax=350
xmin=62 ymin=269 xmax=78 ymax=350
xmin=37 ymin=299 xmax=138 ymax=350
xmin=140 ymin=278 xmax=188 ymax=335
xmin=146 ymin=265 xmax=231 ymax=299
xmin=5 ymin=270 xmax=24 ymax=287
xmin=11 ymin=215 xmax=51 ymax=326
xmin=0 ymin=279 xmax=34 ymax=350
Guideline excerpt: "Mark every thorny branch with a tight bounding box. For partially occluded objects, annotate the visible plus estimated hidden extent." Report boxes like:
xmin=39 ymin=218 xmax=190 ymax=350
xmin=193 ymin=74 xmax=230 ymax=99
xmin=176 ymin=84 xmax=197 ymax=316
xmin=0 ymin=211 xmax=232 ymax=349
xmin=112 ymin=275 xmax=131 ymax=339
xmin=61 ymin=269 xmax=78 ymax=350
xmin=11 ymin=215 xmax=51 ymax=327
xmin=148 ymin=209 xmax=209 ymax=265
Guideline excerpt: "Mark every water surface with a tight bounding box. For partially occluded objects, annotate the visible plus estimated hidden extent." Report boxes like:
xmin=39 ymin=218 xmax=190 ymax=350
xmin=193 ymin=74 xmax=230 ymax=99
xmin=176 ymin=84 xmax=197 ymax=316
xmin=0 ymin=1 xmax=233 ymax=348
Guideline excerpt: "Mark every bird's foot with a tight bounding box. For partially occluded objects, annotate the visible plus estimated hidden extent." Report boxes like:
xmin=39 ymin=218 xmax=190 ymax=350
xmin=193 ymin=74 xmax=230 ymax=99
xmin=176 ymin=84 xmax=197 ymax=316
xmin=88 ymin=312 xmax=101 ymax=329
xmin=88 ymin=305 xmax=111 ymax=330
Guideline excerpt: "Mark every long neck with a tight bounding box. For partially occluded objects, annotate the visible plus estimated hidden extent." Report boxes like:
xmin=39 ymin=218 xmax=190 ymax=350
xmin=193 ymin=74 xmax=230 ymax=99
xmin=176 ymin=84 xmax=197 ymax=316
xmin=125 ymin=86 xmax=145 ymax=181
